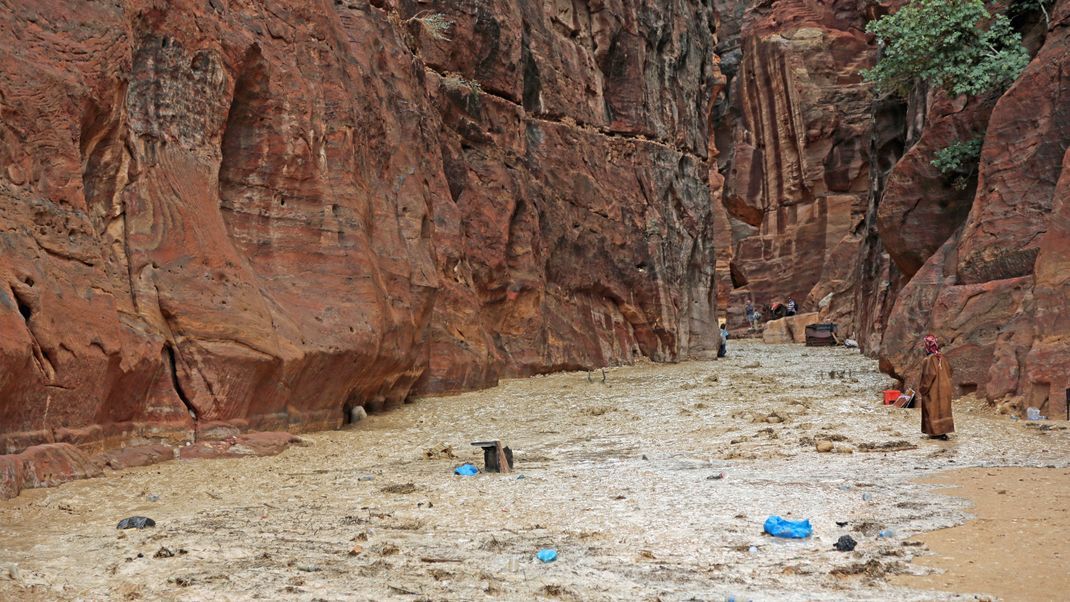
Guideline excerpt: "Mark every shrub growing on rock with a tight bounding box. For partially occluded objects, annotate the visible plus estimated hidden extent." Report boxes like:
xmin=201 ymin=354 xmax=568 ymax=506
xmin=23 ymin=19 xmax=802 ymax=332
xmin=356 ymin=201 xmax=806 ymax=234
xmin=863 ymin=0 xmax=1030 ymax=97
xmin=931 ymin=137 xmax=984 ymax=190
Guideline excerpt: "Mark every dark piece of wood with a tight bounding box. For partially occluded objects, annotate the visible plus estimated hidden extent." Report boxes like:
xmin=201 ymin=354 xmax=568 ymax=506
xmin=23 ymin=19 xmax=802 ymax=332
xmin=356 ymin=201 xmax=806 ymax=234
xmin=471 ymin=440 xmax=513 ymax=473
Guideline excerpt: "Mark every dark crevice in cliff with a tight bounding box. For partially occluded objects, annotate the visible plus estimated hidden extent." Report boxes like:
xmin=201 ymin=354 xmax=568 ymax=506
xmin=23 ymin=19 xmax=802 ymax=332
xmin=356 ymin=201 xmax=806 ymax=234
xmin=164 ymin=342 xmax=198 ymax=425
xmin=521 ymin=26 xmax=542 ymax=113
xmin=10 ymin=284 xmax=55 ymax=380
xmin=426 ymin=65 xmax=707 ymax=160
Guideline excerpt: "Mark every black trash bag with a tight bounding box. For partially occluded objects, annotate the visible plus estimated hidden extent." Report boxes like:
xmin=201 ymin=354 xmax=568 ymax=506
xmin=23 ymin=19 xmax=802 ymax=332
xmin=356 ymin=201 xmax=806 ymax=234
xmin=117 ymin=516 xmax=156 ymax=529
xmin=833 ymin=534 xmax=857 ymax=552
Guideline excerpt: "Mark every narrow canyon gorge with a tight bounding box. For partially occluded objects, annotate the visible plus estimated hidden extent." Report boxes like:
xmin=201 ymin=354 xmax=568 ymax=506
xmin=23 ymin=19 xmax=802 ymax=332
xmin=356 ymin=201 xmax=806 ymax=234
xmin=1 ymin=0 xmax=1068 ymax=503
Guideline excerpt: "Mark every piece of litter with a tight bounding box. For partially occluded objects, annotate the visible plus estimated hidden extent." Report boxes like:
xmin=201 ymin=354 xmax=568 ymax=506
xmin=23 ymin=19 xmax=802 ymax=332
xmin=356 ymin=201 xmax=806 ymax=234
xmin=707 ymin=472 xmax=725 ymax=480
xmin=763 ymin=516 xmax=812 ymax=539
xmin=878 ymin=529 xmax=895 ymax=538
xmin=862 ymin=492 xmax=873 ymax=501
xmin=454 ymin=463 xmax=478 ymax=476
xmin=834 ymin=535 xmax=857 ymax=552
xmin=536 ymin=548 xmax=557 ymax=563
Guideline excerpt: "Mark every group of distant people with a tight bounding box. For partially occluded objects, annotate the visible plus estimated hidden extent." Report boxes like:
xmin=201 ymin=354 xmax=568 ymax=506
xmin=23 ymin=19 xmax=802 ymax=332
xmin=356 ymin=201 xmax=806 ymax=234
xmin=742 ymin=297 xmax=797 ymax=333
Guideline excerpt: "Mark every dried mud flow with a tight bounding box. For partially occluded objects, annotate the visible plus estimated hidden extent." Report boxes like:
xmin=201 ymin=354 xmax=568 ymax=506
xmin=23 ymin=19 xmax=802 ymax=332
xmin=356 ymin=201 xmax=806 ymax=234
xmin=1 ymin=340 xmax=1068 ymax=601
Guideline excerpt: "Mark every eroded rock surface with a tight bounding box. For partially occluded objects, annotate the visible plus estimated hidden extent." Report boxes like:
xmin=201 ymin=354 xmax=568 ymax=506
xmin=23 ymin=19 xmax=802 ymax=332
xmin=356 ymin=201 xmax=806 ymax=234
xmin=0 ymin=0 xmax=721 ymax=497
xmin=713 ymin=0 xmax=876 ymax=331
xmin=879 ymin=1 xmax=1070 ymax=415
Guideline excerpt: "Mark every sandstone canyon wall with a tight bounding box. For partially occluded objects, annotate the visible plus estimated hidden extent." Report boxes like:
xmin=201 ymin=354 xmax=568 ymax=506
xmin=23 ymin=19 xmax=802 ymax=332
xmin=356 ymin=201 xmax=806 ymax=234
xmin=4 ymin=0 xmax=1070 ymax=500
xmin=880 ymin=0 xmax=1070 ymax=417
xmin=0 ymin=0 xmax=722 ymax=496
xmin=712 ymin=0 xmax=1070 ymax=419
xmin=713 ymin=0 xmax=878 ymax=331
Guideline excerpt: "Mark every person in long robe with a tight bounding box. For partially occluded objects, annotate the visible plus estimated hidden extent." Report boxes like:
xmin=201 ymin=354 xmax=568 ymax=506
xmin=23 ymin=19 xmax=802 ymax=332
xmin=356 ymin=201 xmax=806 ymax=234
xmin=918 ymin=335 xmax=954 ymax=439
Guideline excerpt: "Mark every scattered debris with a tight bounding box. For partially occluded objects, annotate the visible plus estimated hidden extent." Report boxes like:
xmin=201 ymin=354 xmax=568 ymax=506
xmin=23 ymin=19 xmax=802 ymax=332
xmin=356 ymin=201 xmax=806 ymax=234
xmin=423 ymin=444 xmax=457 ymax=460
xmin=763 ymin=516 xmax=812 ymax=539
xmin=172 ymin=575 xmax=194 ymax=587
xmin=707 ymin=472 xmax=725 ymax=480
xmin=536 ymin=548 xmax=558 ymax=563
xmin=857 ymin=440 xmax=917 ymax=452
xmin=471 ymin=440 xmax=513 ymax=473
xmin=357 ymin=475 xmax=375 ymax=482
xmin=453 ymin=463 xmax=478 ymax=476
xmin=834 ymin=535 xmax=857 ymax=552
xmin=117 ymin=516 xmax=155 ymax=529
xmin=380 ymin=483 xmax=417 ymax=494
xmin=153 ymin=547 xmax=175 ymax=559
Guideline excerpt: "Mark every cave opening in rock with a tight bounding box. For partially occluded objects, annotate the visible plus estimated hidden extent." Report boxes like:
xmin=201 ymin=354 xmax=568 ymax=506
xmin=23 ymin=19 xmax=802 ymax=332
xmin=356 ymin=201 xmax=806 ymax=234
xmin=14 ymin=293 xmax=31 ymax=321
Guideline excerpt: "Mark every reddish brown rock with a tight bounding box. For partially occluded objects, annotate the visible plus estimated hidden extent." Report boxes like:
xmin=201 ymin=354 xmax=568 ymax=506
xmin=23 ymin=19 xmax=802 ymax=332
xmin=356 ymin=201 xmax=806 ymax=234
xmin=715 ymin=0 xmax=875 ymax=332
xmin=880 ymin=1 xmax=1070 ymax=413
xmin=0 ymin=0 xmax=721 ymax=496
xmin=876 ymin=92 xmax=993 ymax=278
xmin=101 ymin=444 xmax=176 ymax=470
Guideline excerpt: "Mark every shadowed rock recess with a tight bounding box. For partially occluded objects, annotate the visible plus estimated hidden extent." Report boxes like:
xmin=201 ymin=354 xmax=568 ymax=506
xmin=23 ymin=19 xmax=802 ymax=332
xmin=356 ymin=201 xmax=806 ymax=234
xmin=0 ymin=1 xmax=722 ymax=496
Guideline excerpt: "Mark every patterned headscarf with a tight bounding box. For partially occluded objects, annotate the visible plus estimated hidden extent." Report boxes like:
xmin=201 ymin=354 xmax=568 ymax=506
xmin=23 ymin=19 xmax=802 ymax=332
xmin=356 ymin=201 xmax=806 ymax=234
xmin=924 ymin=335 xmax=940 ymax=355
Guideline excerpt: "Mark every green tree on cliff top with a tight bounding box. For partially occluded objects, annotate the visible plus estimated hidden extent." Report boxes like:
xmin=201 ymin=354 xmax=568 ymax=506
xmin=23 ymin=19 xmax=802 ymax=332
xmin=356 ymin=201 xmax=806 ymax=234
xmin=863 ymin=0 xmax=1030 ymax=97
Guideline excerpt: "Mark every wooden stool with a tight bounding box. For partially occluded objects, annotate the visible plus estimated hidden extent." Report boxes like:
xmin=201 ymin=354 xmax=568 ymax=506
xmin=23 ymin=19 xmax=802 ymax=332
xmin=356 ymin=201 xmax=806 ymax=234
xmin=471 ymin=440 xmax=513 ymax=473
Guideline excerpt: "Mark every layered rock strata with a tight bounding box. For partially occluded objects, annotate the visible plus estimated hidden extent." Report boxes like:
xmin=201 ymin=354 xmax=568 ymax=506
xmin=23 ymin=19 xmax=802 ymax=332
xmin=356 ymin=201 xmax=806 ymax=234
xmin=713 ymin=0 xmax=875 ymax=332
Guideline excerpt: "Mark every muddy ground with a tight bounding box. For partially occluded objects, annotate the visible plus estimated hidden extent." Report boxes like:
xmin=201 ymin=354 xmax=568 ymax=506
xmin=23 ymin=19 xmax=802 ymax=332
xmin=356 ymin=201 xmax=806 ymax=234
xmin=2 ymin=340 xmax=1068 ymax=601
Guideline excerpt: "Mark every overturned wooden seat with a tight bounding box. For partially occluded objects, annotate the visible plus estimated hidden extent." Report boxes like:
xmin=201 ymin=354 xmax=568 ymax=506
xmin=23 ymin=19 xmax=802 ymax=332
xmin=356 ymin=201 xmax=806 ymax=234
xmin=471 ymin=440 xmax=513 ymax=473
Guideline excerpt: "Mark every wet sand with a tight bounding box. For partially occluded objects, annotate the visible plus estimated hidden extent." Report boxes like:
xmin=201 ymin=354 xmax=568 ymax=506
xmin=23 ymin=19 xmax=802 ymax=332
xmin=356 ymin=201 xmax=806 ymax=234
xmin=892 ymin=467 xmax=1070 ymax=602
xmin=1 ymin=340 xmax=1069 ymax=601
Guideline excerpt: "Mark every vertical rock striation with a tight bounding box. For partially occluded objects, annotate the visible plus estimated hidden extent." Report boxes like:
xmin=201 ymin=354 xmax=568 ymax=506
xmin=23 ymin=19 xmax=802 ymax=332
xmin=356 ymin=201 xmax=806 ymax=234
xmin=713 ymin=0 xmax=875 ymax=330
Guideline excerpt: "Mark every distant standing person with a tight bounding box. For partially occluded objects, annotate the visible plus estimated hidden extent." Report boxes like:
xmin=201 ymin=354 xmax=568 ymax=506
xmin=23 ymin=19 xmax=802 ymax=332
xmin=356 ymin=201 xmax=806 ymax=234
xmin=718 ymin=323 xmax=728 ymax=358
xmin=786 ymin=298 xmax=797 ymax=316
xmin=745 ymin=300 xmax=758 ymax=332
xmin=918 ymin=335 xmax=954 ymax=440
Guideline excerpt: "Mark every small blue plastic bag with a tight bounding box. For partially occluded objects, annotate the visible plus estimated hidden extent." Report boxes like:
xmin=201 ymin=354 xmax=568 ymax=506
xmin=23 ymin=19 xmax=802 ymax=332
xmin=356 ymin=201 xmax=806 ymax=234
xmin=763 ymin=515 xmax=812 ymax=539
xmin=536 ymin=548 xmax=558 ymax=563
xmin=454 ymin=463 xmax=479 ymax=476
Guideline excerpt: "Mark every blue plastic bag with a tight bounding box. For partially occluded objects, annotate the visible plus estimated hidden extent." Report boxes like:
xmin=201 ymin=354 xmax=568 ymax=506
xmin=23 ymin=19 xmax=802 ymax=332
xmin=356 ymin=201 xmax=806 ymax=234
xmin=536 ymin=548 xmax=557 ymax=563
xmin=763 ymin=516 xmax=812 ymax=539
xmin=454 ymin=463 xmax=478 ymax=476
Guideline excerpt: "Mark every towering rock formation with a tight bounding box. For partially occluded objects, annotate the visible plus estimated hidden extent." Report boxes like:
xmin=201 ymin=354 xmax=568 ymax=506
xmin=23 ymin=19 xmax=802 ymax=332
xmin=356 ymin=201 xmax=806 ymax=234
xmin=713 ymin=0 xmax=876 ymax=330
xmin=881 ymin=0 xmax=1070 ymax=417
xmin=0 ymin=0 xmax=721 ymax=496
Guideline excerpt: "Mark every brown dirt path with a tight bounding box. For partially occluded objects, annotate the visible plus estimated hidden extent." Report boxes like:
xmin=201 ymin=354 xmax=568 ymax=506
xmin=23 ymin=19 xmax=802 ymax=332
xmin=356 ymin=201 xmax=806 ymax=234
xmin=892 ymin=467 xmax=1070 ymax=602
xmin=1 ymin=340 xmax=1068 ymax=600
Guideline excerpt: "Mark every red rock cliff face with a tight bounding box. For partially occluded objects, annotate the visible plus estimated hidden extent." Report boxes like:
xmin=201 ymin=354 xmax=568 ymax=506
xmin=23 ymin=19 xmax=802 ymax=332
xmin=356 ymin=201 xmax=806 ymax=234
xmin=713 ymin=0 xmax=876 ymax=330
xmin=881 ymin=1 xmax=1070 ymax=417
xmin=714 ymin=0 xmax=1070 ymax=420
xmin=0 ymin=0 xmax=721 ymax=483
